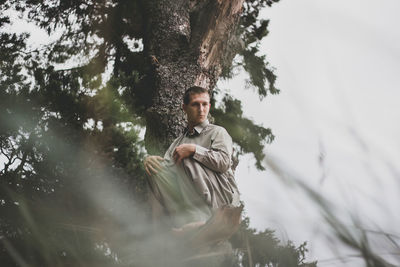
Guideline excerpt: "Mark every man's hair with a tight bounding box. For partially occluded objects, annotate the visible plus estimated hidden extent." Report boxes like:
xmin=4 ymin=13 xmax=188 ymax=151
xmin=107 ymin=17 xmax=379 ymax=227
xmin=183 ymin=86 xmax=210 ymax=105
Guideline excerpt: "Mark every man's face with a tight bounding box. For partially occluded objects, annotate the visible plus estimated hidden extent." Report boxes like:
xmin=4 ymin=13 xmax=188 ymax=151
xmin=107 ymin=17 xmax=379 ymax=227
xmin=183 ymin=92 xmax=211 ymax=126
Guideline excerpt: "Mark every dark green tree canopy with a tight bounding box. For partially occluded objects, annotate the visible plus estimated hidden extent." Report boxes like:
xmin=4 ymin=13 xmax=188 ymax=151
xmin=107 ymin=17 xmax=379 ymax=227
xmin=1 ymin=0 xmax=279 ymax=164
xmin=0 ymin=0 xmax=317 ymax=266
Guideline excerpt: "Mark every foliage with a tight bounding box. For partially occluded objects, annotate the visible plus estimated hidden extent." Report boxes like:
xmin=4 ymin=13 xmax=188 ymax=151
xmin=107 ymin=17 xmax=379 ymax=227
xmin=222 ymin=0 xmax=280 ymax=97
xmin=230 ymin=217 xmax=318 ymax=267
xmin=212 ymin=94 xmax=274 ymax=170
xmin=2 ymin=0 xmax=278 ymax=163
xmin=0 ymin=0 xmax=316 ymax=266
xmin=0 ymin=15 xmax=146 ymax=263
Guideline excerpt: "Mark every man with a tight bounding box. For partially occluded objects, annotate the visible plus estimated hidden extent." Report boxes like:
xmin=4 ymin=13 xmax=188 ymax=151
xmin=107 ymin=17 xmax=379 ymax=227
xmin=144 ymin=86 xmax=240 ymax=230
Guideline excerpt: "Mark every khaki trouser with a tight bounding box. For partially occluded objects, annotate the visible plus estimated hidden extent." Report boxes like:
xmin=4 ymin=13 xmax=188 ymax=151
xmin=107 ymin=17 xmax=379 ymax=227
xmin=147 ymin=161 xmax=212 ymax=228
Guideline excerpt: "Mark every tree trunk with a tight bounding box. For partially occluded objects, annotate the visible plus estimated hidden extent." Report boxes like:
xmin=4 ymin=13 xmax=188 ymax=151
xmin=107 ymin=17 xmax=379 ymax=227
xmin=143 ymin=0 xmax=244 ymax=154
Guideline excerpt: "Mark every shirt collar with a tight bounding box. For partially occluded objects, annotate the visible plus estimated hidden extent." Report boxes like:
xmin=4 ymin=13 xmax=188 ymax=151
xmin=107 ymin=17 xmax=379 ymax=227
xmin=194 ymin=119 xmax=209 ymax=134
xmin=187 ymin=120 xmax=209 ymax=136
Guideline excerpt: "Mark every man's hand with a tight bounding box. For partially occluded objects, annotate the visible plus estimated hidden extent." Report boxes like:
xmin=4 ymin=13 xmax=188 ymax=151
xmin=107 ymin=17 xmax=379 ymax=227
xmin=143 ymin=155 xmax=164 ymax=176
xmin=173 ymin=144 xmax=196 ymax=164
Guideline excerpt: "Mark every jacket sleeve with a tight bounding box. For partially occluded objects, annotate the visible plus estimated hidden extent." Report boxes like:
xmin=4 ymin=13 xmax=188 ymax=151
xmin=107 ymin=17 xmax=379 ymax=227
xmin=192 ymin=127 xmax=233 ymax=173
xmin=163 ymin=135 xmax=182 ymax=162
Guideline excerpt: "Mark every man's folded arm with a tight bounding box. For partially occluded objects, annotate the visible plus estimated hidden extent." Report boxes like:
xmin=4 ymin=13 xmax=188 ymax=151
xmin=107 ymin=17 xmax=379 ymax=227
xmin=192 ymin=128 xmax=233 ymax=173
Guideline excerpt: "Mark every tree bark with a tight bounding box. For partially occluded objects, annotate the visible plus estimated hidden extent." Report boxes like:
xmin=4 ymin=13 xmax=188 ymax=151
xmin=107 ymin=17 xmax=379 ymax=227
xmin=143 ymin=0 xmax=244 ymax=154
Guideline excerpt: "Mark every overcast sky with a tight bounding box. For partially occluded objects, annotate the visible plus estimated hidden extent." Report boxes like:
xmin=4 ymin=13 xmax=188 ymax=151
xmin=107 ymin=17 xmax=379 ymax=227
xmin=3 ymin=1 xmax=400 ymax=266
xmin=224 ymin=0 xmax=400 ymax=266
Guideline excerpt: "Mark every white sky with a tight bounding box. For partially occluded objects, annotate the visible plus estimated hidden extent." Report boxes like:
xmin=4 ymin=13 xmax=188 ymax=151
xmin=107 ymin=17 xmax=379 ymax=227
xmin=222 ymin=0 xmax=400 ymax=266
